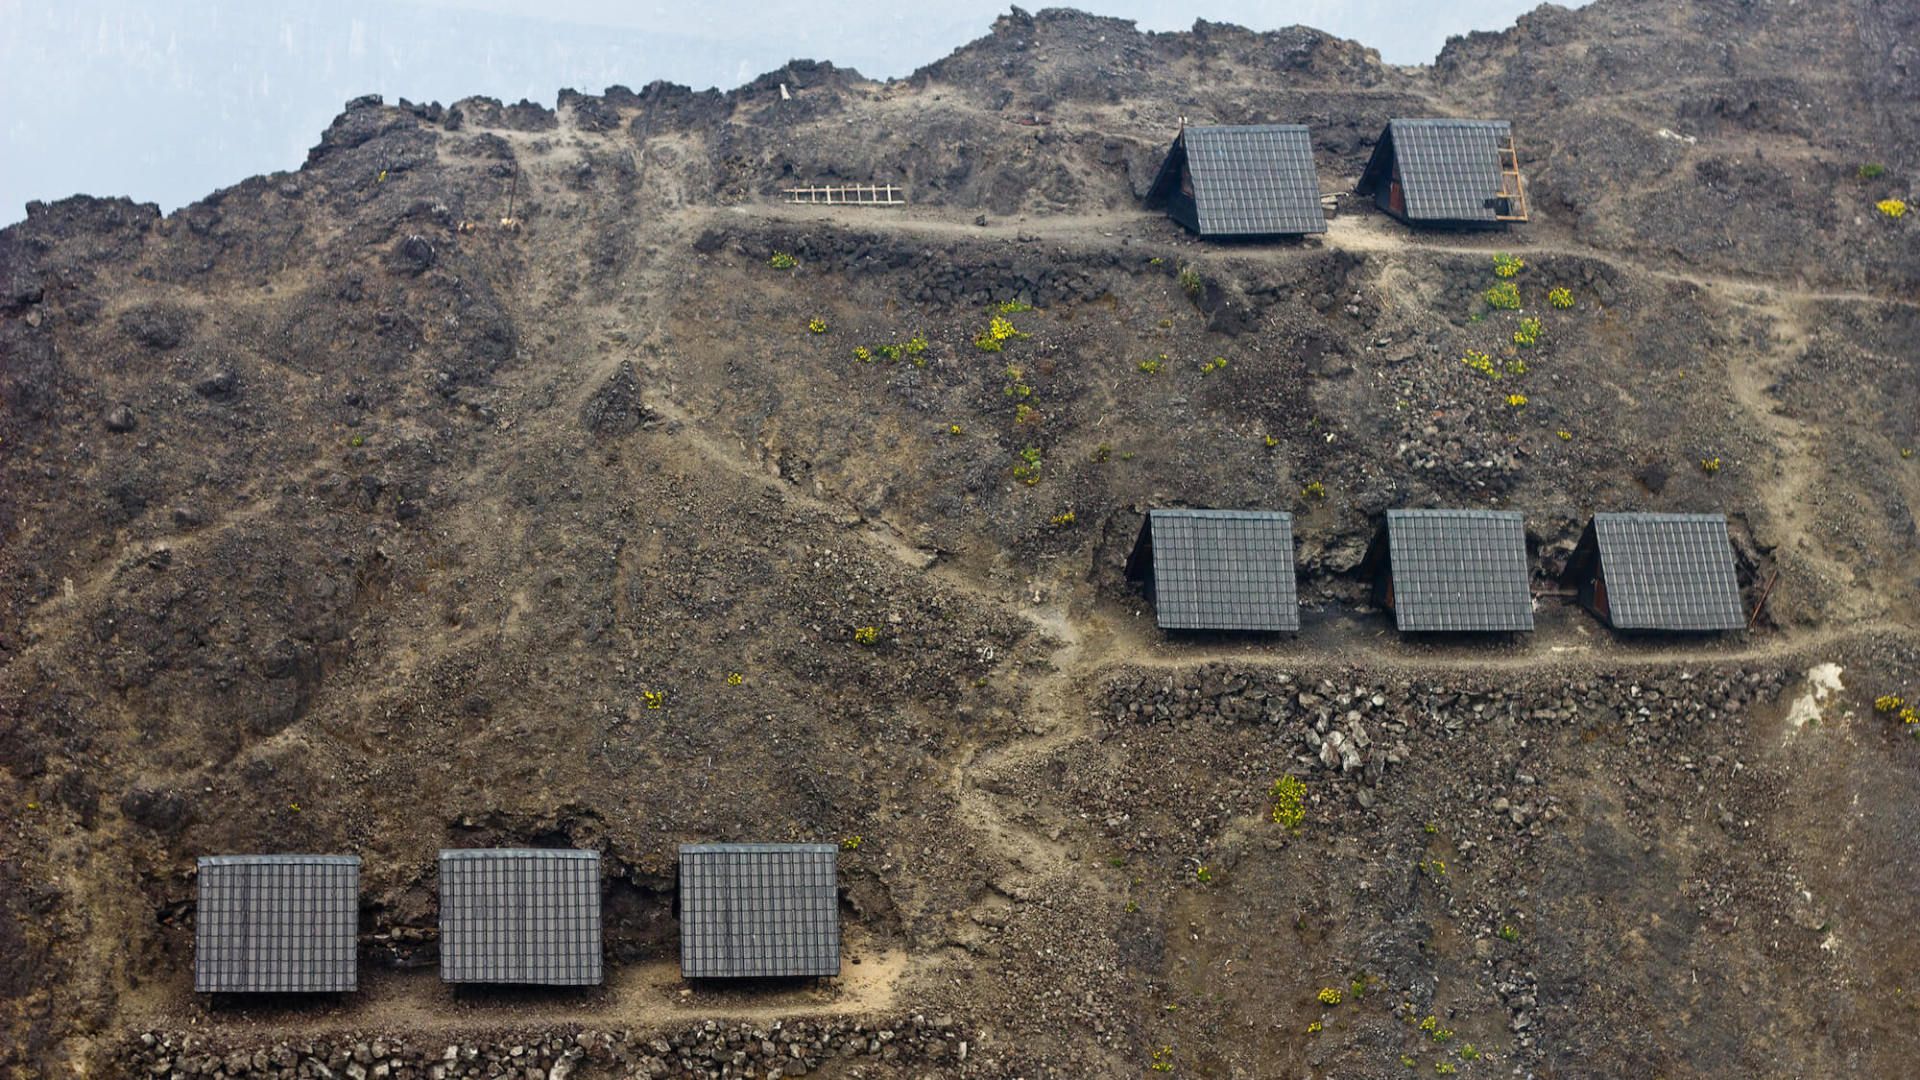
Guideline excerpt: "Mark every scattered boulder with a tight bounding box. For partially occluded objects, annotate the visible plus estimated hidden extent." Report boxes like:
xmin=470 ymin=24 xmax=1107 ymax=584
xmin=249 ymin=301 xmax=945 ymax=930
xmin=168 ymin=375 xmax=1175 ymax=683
xmin=193 ymin=368 xmax=239 ymax=400
xmin=118 ymin=787 xmax=191 ymax=834
xmin=119 ymin=306 xmax=190 ymax=350
xmin=396 ymin=234 xmax=436 ymax=274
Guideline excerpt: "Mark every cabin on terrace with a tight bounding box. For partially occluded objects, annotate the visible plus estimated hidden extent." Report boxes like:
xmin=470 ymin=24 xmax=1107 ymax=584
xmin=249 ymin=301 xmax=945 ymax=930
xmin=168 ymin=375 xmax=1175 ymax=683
xmin=1361 ymin=510 xmax=1534 ymax=633
xmin=195 ymin=855 xmax=360 ymax=993
xmin=1126 ymin=509 xmax=1301 ymax=632
xmin=1144 ymin=124 xmax=1328 ymax=239
xmin=1562 ymin=513 xmax=1745 ymax=632
xmin=438 ymin=848 xmax=604 ymax=986
xmin=1354 ymin=119 xmax=1528 ymax=228
xmin=679 ymin=843 xmax=841 ymax=979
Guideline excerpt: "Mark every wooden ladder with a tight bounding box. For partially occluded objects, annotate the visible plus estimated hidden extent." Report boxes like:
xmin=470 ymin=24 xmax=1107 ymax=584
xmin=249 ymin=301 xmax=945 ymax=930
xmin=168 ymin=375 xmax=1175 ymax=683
xmin=1495 ymin=135 xmax=1529 ymax=222
xmin=782 ymin=183 xmax=905 ymax=206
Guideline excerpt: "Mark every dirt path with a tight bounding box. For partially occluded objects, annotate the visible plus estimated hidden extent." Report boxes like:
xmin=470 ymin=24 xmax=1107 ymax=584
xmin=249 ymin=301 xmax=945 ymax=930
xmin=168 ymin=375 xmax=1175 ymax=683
xmin=1321 ymin=214 xmax=1919 ymax=310
xmin=711 ymin=201 xmax=1920 ymax=313
xmin=483 ymin=102 xmax=1918 ymax=316
xmin=1717 ymin=292 xmax=1869 ymax=622
xmin=127 ymin=951 xmax=909 ymax=1038
xmin=949 ymin=604 xmax=1105 ymax=885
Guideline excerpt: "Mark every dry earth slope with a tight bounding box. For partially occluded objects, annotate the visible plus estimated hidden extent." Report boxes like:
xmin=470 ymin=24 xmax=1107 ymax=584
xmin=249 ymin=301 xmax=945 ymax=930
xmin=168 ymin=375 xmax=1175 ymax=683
xmin=2 ymin=1 xmax=1919 ymax=1078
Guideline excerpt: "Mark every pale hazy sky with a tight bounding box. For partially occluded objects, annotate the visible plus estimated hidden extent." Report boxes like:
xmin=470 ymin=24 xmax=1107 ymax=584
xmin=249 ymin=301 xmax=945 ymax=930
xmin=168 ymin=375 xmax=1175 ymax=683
xmin=0 ymin=0 xmax=1585 ymax=224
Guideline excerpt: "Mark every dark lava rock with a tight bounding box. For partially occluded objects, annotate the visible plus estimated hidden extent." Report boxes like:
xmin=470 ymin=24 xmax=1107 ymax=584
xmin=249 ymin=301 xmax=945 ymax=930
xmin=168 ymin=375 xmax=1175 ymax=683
xmin=193 ymin=369 xmax=239 ymax=400
xmin=396 ymin=234 xmax=436 ymax=273
xmin=118 ymin=787 xmax=191 ymax=834
xmin=119 ymin=306 xmax=189 ymax=350
xmin=582 ymin=360 xmax=653 ymax=435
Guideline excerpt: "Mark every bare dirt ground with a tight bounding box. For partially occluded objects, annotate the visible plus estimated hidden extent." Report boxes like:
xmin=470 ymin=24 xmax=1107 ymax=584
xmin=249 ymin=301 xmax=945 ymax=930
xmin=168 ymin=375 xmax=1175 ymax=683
xmin=4 ymin=2 xmax=1920 ymax=1078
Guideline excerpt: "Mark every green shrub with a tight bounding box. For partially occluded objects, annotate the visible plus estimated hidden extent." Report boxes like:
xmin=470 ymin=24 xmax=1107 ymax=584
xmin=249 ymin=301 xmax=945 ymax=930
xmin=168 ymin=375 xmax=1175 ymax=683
xmin=1484 ymin=281 xmax=1522 ymax=310
xmin=974 ymin=315 xmax=1027 ymax=353
xmin=1269 ymin=775 xmax=1307 ymax=829
xmin=1012 ymin=447 xmax=1042 ymax=486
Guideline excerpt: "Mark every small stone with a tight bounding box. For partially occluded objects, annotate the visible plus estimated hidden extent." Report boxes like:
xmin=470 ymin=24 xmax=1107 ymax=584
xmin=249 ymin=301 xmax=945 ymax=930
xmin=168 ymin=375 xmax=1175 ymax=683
xmin=194 ymin=369 xmax=239 ymax=399
xmin=105 ymin=404 xmax=137 ymax=432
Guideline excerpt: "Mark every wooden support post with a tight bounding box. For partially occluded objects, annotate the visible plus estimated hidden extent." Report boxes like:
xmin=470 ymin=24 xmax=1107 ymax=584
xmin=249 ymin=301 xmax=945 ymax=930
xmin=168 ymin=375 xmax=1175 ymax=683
xmin=1749 ymin=569 xmax=1780 ymax=628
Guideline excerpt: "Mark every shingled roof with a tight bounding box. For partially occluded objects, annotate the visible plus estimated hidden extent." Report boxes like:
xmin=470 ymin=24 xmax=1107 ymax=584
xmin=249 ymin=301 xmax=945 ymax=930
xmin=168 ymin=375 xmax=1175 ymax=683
xmin=1145 ymin=125 xmax=1327 ymax=237
xmin=439 ymin=849 xmax=602 ymax=985
xmin=1374 ymin=510 xmax=1533 ymax=632
xmin=195 ymin=855 xmax=359 ymax=993
xmin=679 ymin=844 xmax=840 ymax=979
xmin=1356 ymin=119 xmax=1513 ymax=223
xmin=1127 ymin=509 xmax=1300 ymax=632
xmin=1576 ymin=513 xmax=1745 ymax=631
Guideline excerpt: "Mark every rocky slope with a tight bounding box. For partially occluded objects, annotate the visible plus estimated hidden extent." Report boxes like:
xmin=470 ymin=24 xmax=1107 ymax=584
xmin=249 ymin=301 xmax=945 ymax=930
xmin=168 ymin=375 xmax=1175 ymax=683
xmin=3 ymin=2 xmax=1918 ymax=1077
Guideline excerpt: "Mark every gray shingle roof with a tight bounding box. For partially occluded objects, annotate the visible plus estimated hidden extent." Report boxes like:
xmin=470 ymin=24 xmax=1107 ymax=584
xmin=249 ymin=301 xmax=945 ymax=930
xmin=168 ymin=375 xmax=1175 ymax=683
xmin=1182 ymin=125 xmax=1327 ymax=236
xmin=1144 ymin=509 xmax=1300 ymax=632
xmin=1593 ymin=513 xmax=1744 ymax=630
xmin=1384 ymin=510 xmax=1533 ymax=631
xmin=679 ymin=844 xmax=839 ymax=979
xmin=438 ymin=849 xmax=602 ymax=985
xmin=195 ymin=855 xmax=359 ymax=993
xmin=1386 ymin=119 xmax=1510 ymax=222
